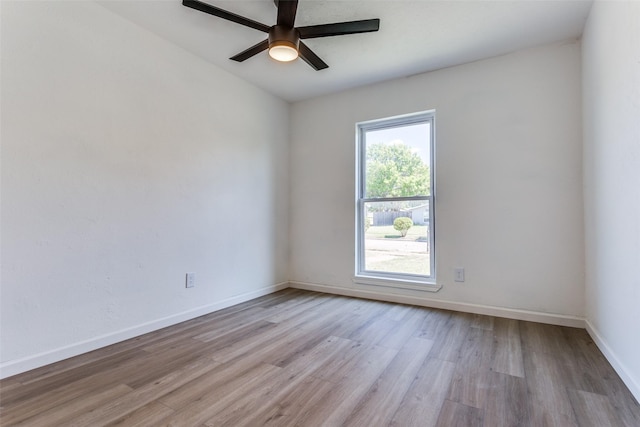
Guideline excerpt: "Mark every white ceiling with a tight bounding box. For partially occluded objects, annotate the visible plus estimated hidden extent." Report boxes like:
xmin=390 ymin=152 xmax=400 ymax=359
xmin=98 ymin=0 xmax=593 ymax=102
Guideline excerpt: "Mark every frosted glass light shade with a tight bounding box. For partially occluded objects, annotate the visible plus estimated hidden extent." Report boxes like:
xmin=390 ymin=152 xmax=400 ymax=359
xmin=268 ymin=44 xmax=298 ymax=62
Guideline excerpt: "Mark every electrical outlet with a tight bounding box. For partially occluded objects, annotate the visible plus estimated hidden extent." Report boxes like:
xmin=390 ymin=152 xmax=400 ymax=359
xmin=454 ymin=268 xmax=465 ymax=282
xmin=185 ymin=272 xmax=196 ymax=288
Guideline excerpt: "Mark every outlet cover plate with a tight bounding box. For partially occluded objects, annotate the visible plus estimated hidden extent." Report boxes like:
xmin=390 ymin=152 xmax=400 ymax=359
xmin=186 ymin=272 xmax=196 ymax=288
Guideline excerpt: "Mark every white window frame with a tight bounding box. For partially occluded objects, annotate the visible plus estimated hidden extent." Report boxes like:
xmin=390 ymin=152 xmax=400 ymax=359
xmin=354 ymin=111 xmax=440 ymax=292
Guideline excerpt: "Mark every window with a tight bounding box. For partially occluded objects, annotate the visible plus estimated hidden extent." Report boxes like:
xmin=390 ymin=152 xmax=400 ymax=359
xmin=355 ymin=111 xmax=437 ymax=289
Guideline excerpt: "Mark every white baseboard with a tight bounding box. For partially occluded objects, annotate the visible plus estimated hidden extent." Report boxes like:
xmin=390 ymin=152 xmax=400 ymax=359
xmin=289 ymin=281 xmax=585 ymax=328
xmin=0 ymin=282 xmax=289 ymax=380
xmin=585 ymin=320 xmax=640 ymax=403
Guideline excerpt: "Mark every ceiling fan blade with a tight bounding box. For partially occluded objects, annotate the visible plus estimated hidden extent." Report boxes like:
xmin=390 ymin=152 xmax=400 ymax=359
xmin=298 ymin=19 xmax=380 ymax=39
xmin=276 ymin=0 xmax=298 ymax=28
xmin=183 ymin=0 xmax=270 ymax=33
xmin=229 ymin=39 xmax=270 ymax=62
xmin=298 ymin=41 xmax=328 ymax=70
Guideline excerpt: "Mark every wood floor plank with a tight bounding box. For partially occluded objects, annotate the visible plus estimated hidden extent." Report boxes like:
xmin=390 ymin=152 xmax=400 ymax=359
xmin=0 ymin=372 xmax=123 ymax=425
xmin=196 ymin=320 xmax=279 ymax=353
xmin=447 ymin=327 xmax=494 ymax=409
xmin=160 ymin=332 xmax=344 ymax=412
xmin=105 ymin=401 xmax=175 ymax=427
xmin=269 ymin=299 xmax=349 ymax=330
xmin=562 ymin=328 xmax=640 ymax=426
xmin=107 ymin=300 xmax=277 ymax=357
xmin=389 ymin=357 xmax=457 ymax=426
xmin=252 ymin=289 xmax=308 ymax=309
xmin=209 ymin=322 xmax=309 ymax=364
xmin=2 ymin=341 xmax=208 ymax=422
xmin=491 ymin=318 xmax=525 ymax=378
xmin=0 ymin=348 xmax=146 ymax=407
xmin=520 ymin=321 xmax=574 ymax=357
xmin=346 ymin=314 xmax=399 ymax=345
xmin=347 ymin=298 xmax=391 ymax=318
xmin=435 ymin=399 xmax=483 ymax=427
xmin=284 ymin=344 xmax=398 ymax=426
xmin=160 ymin=363 xmax=282 ymax=426
xmin=10 ymin=343 xmax=145 ymax=387
xmin=2 ymin=290 xmax=639 ymax=427
xmin=161 ymin=333 xmax=348 ymax=412
xmin=567 ymin=388 xmax=625 ymax=427
xmin=0 ymin=380 xmax=22 ymax=413
xmin=264 ymin=293 xmax=329 ymax=323
xmin=234 ymin=375 xmax=337 ymax=427
xmin=483 ymin=371 xmax=530 ymax=427
xmin=159 ymin=307 xmax=270 ymax=346
xmin=274 ymin=334 xmax=355 ymax=376
xmin=263 ymin=321 xmax=349 ymax=368
xmin=291 ymin=293 xmax=355 ymax=320
xmin=383 ymin=302 xmax=415 ymax=321
xmin=297 ymin=310 xmax=363 ymax=338
xmin=202 ymin=357 xmax=325 ymax=426
xmin=376 ymin=307 xmax=430 ymax=350
xmin=524 ymin=350 xmax=579 ymax=426
xmin=427 ymin=312 xmax=473 ymax=362
xmin=12 ymin=383 xmax=132 ymax=426
xmin=122 ymin=344 xmax=215 ymax=389
xmin=63 ymin=356 xmax=221 ymax=426
xmin=334 ymin=305 xmax=390 ymax=342
xmin=10 ymin=308 xmax=234 ymax=384
xmin=305 ymin=339 xmax=364 ymax=383
xmin=201 ymin=336 xmax=356 ymax=426
xmin=284 ymin=294 xmax=355 ymax=327
xmin=157 ymin=360 xmax=260 ymax=411
xmin=0 ymin=378 xmax=20 ymax=392
xmin=343 ymin=337 xmax=434 ymax=426
xmin=560 ymin=327 xmax=622 ymax=397
xmin=471 ymin=314 xmax=494 ymax=331
xmin=156 ymin=364 xmax=242 ymax=411
xmin=414 ymin=308 xmax=452 ymax=340
xmin=200 ymin=371 xmax=303 ymax=427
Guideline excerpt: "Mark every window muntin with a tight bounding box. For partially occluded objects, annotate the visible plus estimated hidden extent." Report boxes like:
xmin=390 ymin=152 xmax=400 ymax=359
xmin=356 ymin=112 xmax=435 ymax=284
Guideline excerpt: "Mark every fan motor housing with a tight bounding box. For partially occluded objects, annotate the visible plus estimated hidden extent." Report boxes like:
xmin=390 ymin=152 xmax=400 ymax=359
xmin=269 ymin=25 xmax=300 ymax=51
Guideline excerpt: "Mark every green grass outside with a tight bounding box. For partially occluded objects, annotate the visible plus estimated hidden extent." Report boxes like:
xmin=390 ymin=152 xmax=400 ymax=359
xmin=365 ymin=252 xmax=431 ymax=276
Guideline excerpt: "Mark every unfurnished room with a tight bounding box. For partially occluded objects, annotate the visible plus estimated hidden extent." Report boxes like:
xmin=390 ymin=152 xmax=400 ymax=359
xmin=1 ymin=0 xmax=639 ymax=425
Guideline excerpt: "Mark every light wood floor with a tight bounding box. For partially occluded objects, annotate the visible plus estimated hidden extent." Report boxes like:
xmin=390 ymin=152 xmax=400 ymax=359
xmin=1 ymin=289 xmax=639 ymax=426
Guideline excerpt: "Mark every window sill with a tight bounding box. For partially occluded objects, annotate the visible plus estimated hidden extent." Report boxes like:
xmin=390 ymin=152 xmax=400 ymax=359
xmin=353 ymin=275 xmax=442 ymax=293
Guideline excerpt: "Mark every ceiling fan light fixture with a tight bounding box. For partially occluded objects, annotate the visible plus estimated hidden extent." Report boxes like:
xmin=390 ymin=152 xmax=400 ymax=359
xmin=268 ymin=42 xmax=299 ymax=62
xmin=268 ymin=25 xmax=300 ymax=62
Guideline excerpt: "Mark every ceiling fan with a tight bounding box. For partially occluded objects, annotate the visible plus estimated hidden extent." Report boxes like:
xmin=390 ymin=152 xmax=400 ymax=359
xmin=182 ymin=0 xmax=380 ymax=70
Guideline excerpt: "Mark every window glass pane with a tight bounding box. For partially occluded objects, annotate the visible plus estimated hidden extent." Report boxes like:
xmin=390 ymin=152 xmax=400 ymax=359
xmin=362 ymin=200 xmax=431 ymax=276
xmin=364 ymin=122 xmax=431 ymax=199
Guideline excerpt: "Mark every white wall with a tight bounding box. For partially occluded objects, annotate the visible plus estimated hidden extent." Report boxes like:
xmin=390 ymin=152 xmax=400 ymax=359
xmin=582 ymin=0 xmax=640 ymax=400
xmin=0 ymin=1 xmax=289 ymax=377
xmin=289 ymin=42 xmax=585 ymax=323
